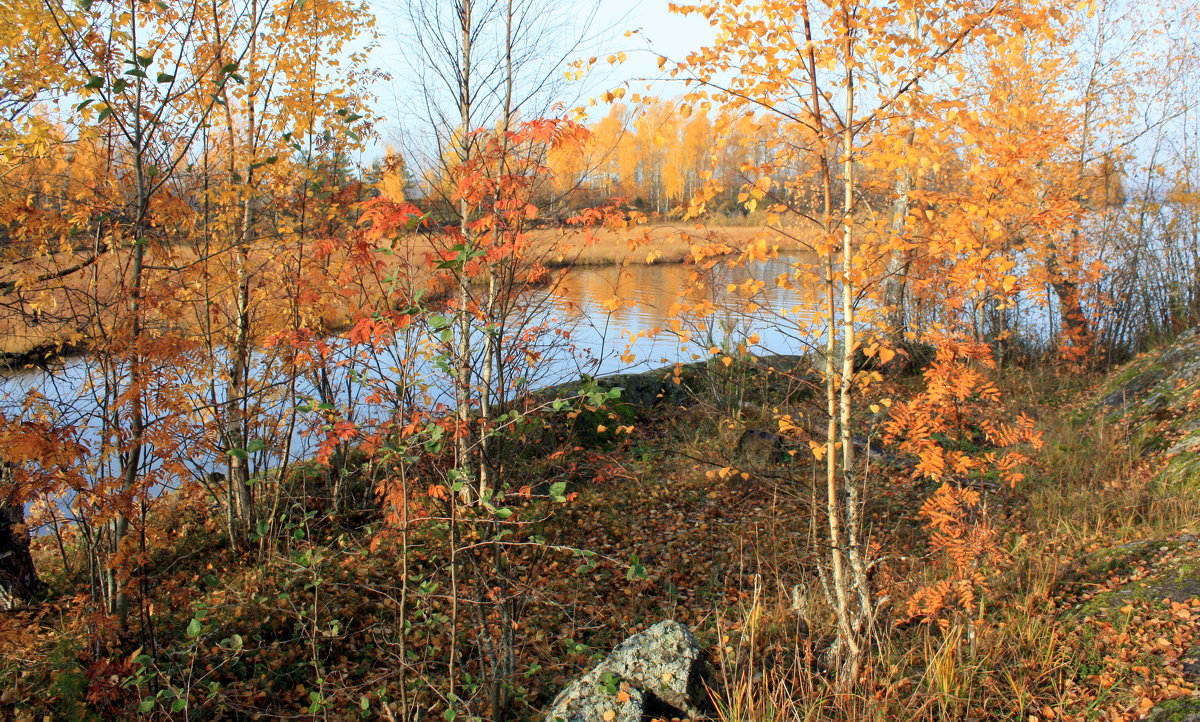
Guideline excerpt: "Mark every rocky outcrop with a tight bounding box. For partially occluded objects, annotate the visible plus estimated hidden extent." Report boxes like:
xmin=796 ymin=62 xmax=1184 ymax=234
xmin=1077 ymin=332 xmax=1200 ymax=721
xmin=545 ymin=621 xmax=706 ymax=722
xmin=1097 ymin=329 xmax=1200 ymax=420
xmin=1089 ymin=329 xmax=1200 ymax=488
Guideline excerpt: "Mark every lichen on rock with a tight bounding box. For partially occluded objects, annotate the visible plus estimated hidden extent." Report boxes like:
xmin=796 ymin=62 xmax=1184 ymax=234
xmin=545 ymin=620 xmax=706 ymax=722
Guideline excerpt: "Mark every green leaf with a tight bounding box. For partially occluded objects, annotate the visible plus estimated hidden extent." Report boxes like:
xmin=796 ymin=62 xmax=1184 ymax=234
xmin=97 ymin=106 xmax=112 ymax=123
xmin=626 ymin=552 xmax=647 ymax=581
xmin=599 ymin=670 xmax=621 ymax=694
xmin=139 ymin=698 xmax=155 ymax=713
xmin=124 ymin=68 xmax=147 ymax=79
xmin=136 ymin=52 xmax=154 ymax=67
xmin=495 ymin=507 xmax=513 ymax=519
xmin=246 ymin=439 xmax=266 ymax=453
xmin=84 ymin=76 xmax=104 ymax=90
xmin=171 ymin=697 xmax=187 ymax=712
xmin=221 ymin=62 xmax=239 ymax=74
xmin=227 ymin=448 xmax=248 ymax=460
xmin=156 ymin=73 xmax=175 ymax=83
xmin=186 ymin=618 xmax=202 ymax=638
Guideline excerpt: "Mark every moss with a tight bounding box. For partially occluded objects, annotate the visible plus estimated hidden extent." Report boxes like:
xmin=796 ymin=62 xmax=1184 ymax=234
xmin=1107 ymin=362 xmax=1150 ymax=394
xmin=1146 ymin=696 xmax=1200 ymax=722
xmin=1165 ymin=453 xmax=1200 ymax=486
xmin=1071 ymin=543 xmax=1200 ymax=620
xmin=1079 ymin=540 xmax=1154 ymax=578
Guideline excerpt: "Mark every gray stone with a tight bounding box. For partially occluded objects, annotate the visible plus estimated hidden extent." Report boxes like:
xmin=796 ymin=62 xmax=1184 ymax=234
xmin=545 ymin=621 xmax=705 ymax=722
xmin=1168 ymin=434 xmax=1200 ymax=456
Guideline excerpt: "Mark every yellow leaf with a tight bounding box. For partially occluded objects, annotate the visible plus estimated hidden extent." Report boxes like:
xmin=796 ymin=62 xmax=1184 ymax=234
xmin=721 ymin=356 xmax=733 ymax=367
xmin=878 ymin=347 xmax=896 ymax=364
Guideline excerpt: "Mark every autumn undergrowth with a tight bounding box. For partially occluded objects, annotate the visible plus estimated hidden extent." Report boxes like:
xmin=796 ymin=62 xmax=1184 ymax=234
xmin=699 ymin=357 xmax=1200 ymax=722
xmin=4 ymin=342 xmax=1200 ymax=720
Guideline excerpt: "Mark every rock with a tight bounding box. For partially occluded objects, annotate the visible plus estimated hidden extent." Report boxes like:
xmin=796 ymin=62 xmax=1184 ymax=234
xmin=1099 ymin=367 xmax=1166 ymax=410
xmin=545 ymin=621 xmax=706 ymax=722
xmin=1146 ymin=646 xmax=1200 ymax=720
xmin=1168 ymin=434 xmax=1200 ymax=456
xmin=735 ymin=429 xmax=783 ymax=469
xmin=1146 ymin=696 xmax=1200 ymax=721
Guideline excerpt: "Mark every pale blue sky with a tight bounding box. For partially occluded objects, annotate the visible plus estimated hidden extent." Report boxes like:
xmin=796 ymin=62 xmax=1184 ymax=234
xmin=363 ymin=0 xmax=714 ymax=160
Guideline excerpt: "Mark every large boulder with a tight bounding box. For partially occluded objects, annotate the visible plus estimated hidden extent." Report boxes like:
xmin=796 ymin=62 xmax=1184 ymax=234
xmin=545 ymin=621 xmax=706 ymax=722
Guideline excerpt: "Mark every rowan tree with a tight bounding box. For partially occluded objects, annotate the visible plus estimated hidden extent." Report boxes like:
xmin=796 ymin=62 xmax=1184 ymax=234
xmin=664 ymin=0 xmax=1084 ymax=676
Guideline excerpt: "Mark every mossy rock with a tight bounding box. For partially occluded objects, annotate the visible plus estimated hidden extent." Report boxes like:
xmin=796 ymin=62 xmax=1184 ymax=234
xmin=1071 ymin=540 xmax=1200 ymax=619
xmin=1098 ymin=363 xmax=1163 ymax=412
xmin=1095 ymin=329 xmax=1200 ymax=423
xmin=1147 ymin=696 xmax=1200 ymax=722
xmin=1078 ymin=540 xmax=1157 ymax=580
xmin=1166 ymin=453 xmax=1200 ymax=487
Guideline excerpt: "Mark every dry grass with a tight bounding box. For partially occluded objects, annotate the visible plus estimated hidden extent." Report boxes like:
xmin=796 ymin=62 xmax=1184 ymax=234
xmin=536 ymin=223 xmax=805 ymax=267
xmin=697 ymin=364 xmax=1200 ymax=721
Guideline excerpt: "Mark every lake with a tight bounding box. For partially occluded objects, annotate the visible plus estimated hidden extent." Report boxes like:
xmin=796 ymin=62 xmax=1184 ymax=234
xmin=0 ymin=256 xmax=821 ymax=513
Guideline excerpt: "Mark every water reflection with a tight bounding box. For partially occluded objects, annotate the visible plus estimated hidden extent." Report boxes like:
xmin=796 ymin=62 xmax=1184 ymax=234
xmin=542 ymin=255 xmax=822 ymax=378
xmin=0 ymin=256 xmax=823 ymax=502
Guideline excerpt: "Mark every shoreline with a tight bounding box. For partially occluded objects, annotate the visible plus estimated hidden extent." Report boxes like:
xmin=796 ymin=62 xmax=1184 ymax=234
xmin=0 ymin=222 xmax=815 ymax=373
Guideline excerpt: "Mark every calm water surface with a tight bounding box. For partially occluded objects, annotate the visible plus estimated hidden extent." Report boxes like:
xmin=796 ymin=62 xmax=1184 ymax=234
xmin=0 ymin=257 xmax=821 ymax=501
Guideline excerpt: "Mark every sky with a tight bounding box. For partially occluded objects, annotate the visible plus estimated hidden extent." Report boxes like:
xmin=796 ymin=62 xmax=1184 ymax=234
xmin=361 ymin=0 xmax=716 ymax=161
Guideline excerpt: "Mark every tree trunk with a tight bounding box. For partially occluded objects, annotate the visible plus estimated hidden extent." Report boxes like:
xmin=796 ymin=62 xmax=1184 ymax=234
xmin=0 ymin=500 xmax=43 ymax=609
xmin=1048 ymin=230 xmax=1095 ymax=365
xmin=882 ymin=10 xmax=921 ymax=341
xmin=1053 ymin=276 xmax=1094 ymax=363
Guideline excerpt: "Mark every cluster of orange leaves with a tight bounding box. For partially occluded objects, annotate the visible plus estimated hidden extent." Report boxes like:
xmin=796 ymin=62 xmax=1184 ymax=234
xmin=885 ymin=337 xmax=1042 ymax=488
xmin=0 ymin=414 xmax=85 ymax=505
xmin=884 ymin=337 xmax=1044 ymax=625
